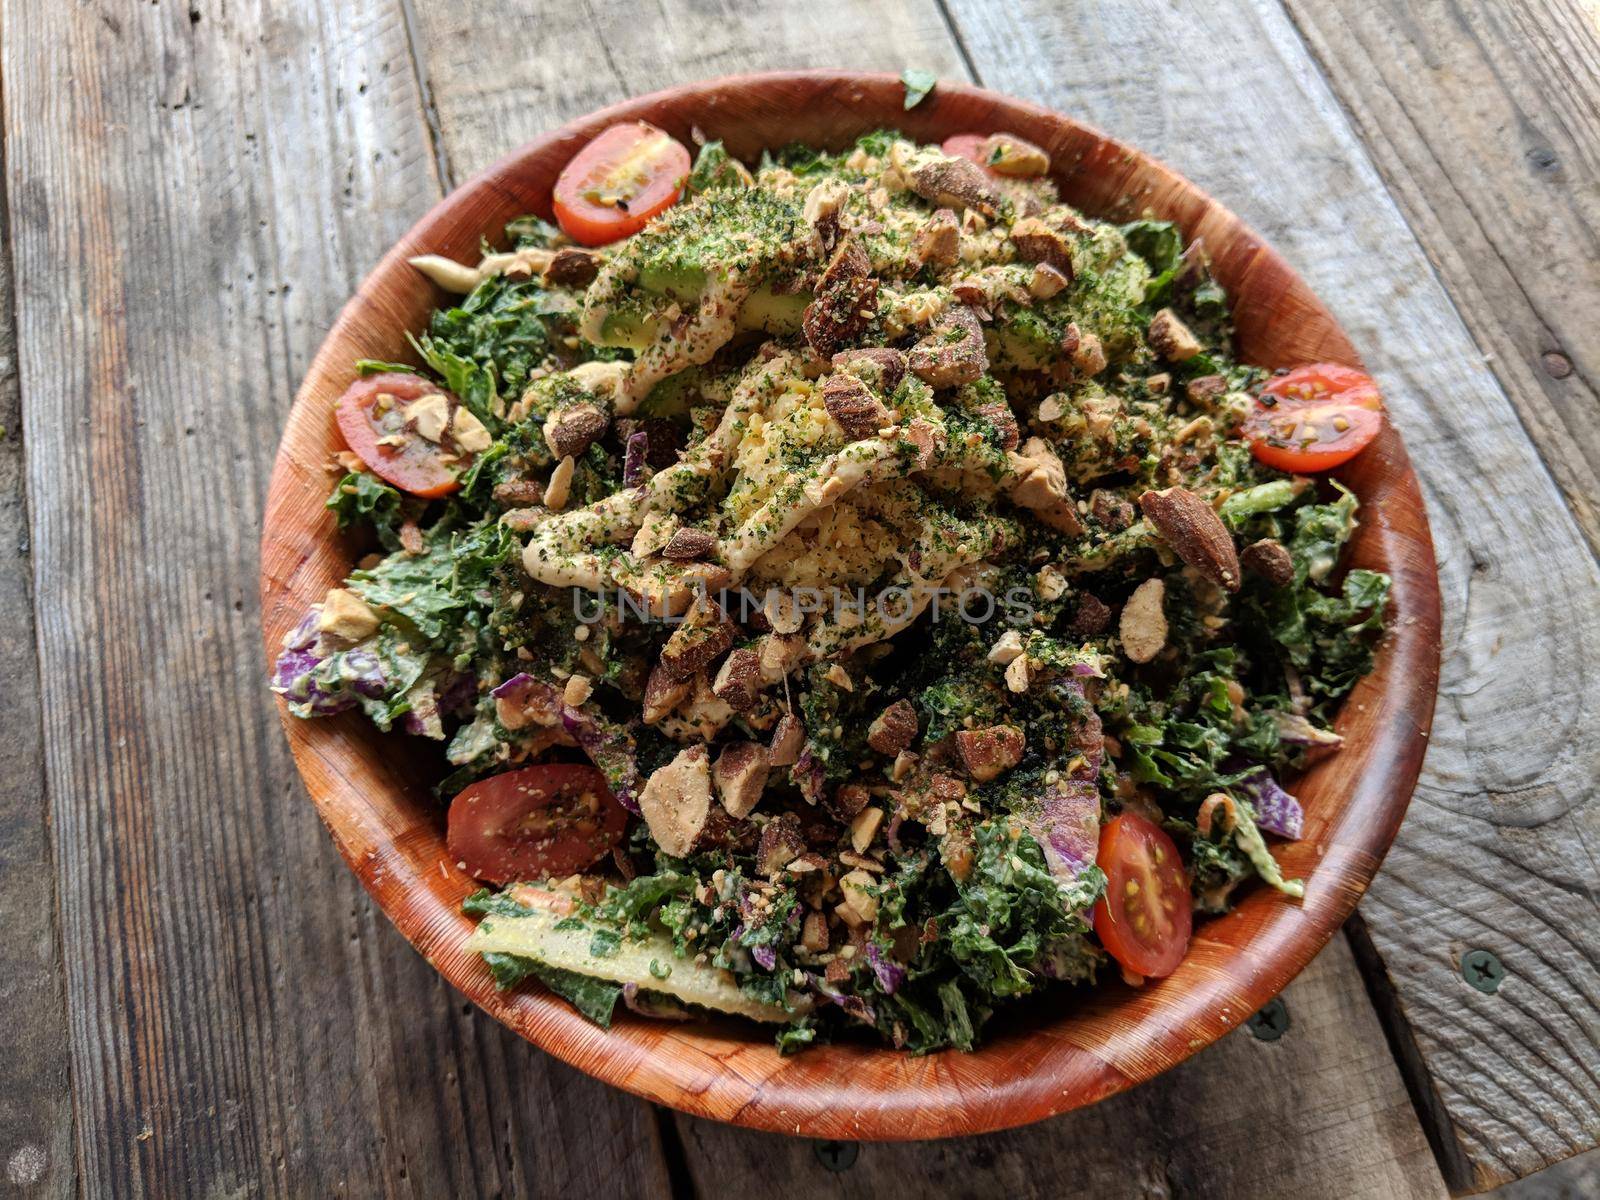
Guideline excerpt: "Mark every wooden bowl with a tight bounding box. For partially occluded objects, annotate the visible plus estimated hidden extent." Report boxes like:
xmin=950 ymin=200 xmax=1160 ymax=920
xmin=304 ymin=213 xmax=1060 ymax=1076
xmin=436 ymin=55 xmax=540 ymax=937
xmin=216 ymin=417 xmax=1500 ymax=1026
xmin=260 ymin=71 xmax=1441 ymax=1139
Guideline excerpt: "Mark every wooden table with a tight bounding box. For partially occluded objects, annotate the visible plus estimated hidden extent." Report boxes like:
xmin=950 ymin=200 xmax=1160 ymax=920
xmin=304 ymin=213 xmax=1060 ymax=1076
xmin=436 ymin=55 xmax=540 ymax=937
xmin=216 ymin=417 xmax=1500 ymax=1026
xmin=2 ymin=2 xmax=1596 ymax=1196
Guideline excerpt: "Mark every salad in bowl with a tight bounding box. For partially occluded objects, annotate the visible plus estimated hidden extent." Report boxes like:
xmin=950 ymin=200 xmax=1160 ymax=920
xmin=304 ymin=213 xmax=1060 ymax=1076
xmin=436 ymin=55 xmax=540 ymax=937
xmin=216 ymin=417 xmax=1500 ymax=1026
xmin=272 ymin=119 xmax=1390 ymax=1054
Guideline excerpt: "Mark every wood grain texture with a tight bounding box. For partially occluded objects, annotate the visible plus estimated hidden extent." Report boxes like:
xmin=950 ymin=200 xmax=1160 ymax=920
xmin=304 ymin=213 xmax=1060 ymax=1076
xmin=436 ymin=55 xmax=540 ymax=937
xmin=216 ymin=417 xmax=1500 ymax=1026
xmin=1 ymin=1 xmax=668 ymax=1195
xmin=1283 ymin=0 xmax=1600 ymax=551
xmin=260 ymin=69 xmax=1440 ymax=1141
xmin=0 ymin=106 xmax=74 ymax=1197
xmin=942 ymin=0 xmax=1600 ymax=1189
xmin=406 ymin=0 xmax=969 ymax=182
xmin=677 ymin=937 xmax=1443 ymax=1199
xmin=1275 ymin=12 xmax=1600 ymax=1185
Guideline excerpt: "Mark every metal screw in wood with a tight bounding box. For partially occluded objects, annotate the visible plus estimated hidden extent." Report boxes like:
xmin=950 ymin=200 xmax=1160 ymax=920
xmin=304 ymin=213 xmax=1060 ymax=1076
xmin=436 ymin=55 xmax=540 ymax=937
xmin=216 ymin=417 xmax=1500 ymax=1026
xmin=814 ymin=1140 xmax=859 ymax=1172
xmin=1461 ymin=949 xmax=1506 ymax=994
xmin=1247 ymin=997 xmax=1290 ymax=1042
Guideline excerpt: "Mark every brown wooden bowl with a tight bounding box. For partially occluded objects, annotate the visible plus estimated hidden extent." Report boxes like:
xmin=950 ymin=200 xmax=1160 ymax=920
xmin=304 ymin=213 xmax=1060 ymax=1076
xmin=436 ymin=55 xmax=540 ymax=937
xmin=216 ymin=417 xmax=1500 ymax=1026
xmin=260 ymin=71 xmax=1441 ymax=1139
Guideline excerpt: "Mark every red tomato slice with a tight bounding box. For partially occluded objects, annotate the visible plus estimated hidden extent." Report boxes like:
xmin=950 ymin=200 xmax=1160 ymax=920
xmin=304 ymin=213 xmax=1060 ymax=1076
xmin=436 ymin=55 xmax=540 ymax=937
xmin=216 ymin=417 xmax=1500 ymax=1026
xmin=447 ymin=763 xmax=629 ymax=885
xmin=1260 ymin=363 xmax=1382 ymax=409
xmin=334 ymin=372 xmax=470 ymax=498
xmin=1245 ymin=363 xmax=1385 ymax=473
xmin=552 ymin=122 xmax=691 ymax=247
xmin=1091 ymin=812 xmax=1193 ymax=979
xmin=941 ymin=133 xmax=1000 ymax=175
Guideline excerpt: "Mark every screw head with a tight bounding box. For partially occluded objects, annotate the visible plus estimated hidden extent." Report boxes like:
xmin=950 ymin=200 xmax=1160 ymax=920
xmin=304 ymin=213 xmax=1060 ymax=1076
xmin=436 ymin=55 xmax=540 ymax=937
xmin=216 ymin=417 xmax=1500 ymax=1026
xmin=1247 ymin=996 xmax=1290 ymax=1041
xmin=1461 ymin=949 xmax=1506 ymax=994
xmin=813 ymin=1140 xmax=859 ymax=1172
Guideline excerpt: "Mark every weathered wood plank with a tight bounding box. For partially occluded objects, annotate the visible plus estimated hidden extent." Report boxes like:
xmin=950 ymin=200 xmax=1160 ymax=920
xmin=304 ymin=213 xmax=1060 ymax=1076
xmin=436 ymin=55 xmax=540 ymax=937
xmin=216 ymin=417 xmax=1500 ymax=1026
xmin=403 ymin=3 xmax=1444 ymax=1194
xmin=0 ymin=111 xmax=74 ymax=1197
xmin=943 ymin=0 xmax=1600 ymax=1191
xmin=1 ymin=1 xmax=668 ymax=1195
xmin=1282 ymin=0 xmax=1600 ymax=552
xmin=677 ymin=938 xmax=1444 ymax=1200
xmin=406 ymin=0 xmax=969 ymax=182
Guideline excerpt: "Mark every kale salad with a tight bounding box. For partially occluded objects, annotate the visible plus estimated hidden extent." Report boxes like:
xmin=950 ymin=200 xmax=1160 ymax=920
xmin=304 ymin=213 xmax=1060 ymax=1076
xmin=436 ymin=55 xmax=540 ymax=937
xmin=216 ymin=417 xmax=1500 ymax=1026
xmin=273 ymin=119 xmax=1391 ymax=1053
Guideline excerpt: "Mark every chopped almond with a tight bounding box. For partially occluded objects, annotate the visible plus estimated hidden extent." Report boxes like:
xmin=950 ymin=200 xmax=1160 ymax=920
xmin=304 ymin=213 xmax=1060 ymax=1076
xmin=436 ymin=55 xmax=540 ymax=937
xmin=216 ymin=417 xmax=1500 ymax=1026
xmin=637 ymin=746 xmax=712 ymax=858
xmin=956 ymin=725 xmax=1026 ymax=782
xmin=713 ymin=741 xmax=770 ymax=819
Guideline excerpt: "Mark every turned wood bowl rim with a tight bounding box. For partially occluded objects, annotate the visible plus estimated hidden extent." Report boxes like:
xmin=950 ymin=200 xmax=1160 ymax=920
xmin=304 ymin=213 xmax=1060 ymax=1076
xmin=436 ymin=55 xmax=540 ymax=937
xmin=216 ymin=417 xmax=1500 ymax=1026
xmin=259 ymin=70 xmax=1442 ymax=1140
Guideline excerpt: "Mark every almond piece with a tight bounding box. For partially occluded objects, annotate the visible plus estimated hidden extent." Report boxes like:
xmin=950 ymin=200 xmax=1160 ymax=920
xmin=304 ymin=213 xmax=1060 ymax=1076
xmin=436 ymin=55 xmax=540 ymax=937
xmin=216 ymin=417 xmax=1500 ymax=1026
xmin=1241 ymin=538 xmax=1295 ymax=587
xmin=713 ymin=741 xmax=771 ymax=819
xmin=493 ymin=478 xmax=544 ymax=506
xmin=908 ymin=306 xmax=988 ymax=388
xmin=1138 ymin=486 xmax=1241 ymax=591
xmin=979 ymin=132 xmax=1050 ymax=177
xmin=711 ymin=646 xmax=763 ymax=711
xmin=1009 ymin=217 xmax=1075 ymax=279
xmin=838 ymin=869 xmax=880 ymax=925
xmin=915 ymin=207 xmax=961 ymax=267
xmin=850 ymin=806 xmax=885 ymax=854
xmin=757 ymin=632 xmax=806 ymax=683
xmin=822 ymin=373 xmax=891 ymax=441
xmin=1186 ymin=374 xmax=1228 ymax=406
xmin=658 ymin=596 xmax=735 ymax=680
xmin=1070 ymin=593 xmax=1112 ymax=638
xmin=637 ymin=746 xmax=712 ymax=858
xmin=642 ymin=663 xmax=691 ymax=724
xmin=867 ymin=700 xmax=919 ymax=756
xmin=1008 ymin=436 xmax=1084 ymax=536
xmin=826 ymin=782 xmax=872 ymax=823
xmin=907 ymin=155 xmax=1004 ymax=218
xmin=1089 ymin=488 xmax=1135 ymax=531
xmin=1147 ymin=308 xmax=1203 ymax=362
xmin=544 ymin=455 xmax=575 ymax=512
xmin=317 ymin=587 xmax=379 ymax=641
xmin=1120 ymin=578 xmax=1168 ymax=663
xmin=803 ymin=237 xmax=877 ymax=357
xmin=987 ymin=630 xmax=1024 ymax=665
xmin=543 ymin=247 xmax=599 ymax=287
xmin=660 ymin=526 xmax=718 ymax=562
xmin=543 ymin=400 xmax=610 ymax=460
xmin=1071 ymin=329 xmax=1107 ymax=376
xmin=956 ymin=725 xmax=1026 ymax=783
xmin=768 ymin=713 xmax=806 ymax=767
xmin=973 ymin=398 xmax=1020 ymax=452
xmin=757 ymin=812 xmax=806 ymax=877
xmin=801 ymin=911 xmax=831 ymax=952
xmin=1028 ymin=263 xmax=1069 ymax=299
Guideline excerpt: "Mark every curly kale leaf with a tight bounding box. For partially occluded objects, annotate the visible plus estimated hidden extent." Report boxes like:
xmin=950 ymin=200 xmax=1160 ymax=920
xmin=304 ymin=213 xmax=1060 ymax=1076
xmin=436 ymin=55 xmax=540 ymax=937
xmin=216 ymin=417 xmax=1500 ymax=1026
xmin=413 ymin=274 xmax=573 ymax=429
xmin=944 ymin=821 xmax=1103 ymax=999
xmin=325 ymin=471 xmax=405 ymax=550
xmin=347 ymin=516 xmax=518 ymax=644
xmin=597 ymin=871 xmax=695 ymax=931
xmin=867 ymin=822 xmax=1104 ymax=1053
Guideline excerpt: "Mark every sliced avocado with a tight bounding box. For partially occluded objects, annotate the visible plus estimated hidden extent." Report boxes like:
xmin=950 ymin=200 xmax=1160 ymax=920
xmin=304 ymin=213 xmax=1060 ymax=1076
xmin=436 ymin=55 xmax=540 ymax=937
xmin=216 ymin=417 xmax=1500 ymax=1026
xmin=468 ymin=905 xmax=802 ymax=1022
xmin=636 ymin=367 xmax=705 ymax=419
xmin=596 ymin=299 xmax=660 ymax=351
xmin=736 ymin=284 xmax=811 ymax=336
xmin=638 ymin=260 xmax=707 ymax=299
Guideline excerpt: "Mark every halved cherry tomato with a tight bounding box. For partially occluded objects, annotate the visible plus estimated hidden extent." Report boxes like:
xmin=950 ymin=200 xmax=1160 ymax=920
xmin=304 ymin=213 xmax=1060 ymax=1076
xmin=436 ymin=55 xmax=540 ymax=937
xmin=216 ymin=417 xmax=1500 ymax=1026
xmin=447 ymin=763 xmax=629 ymax=885
xmin=552 ymin=122 xmax=691 ymax=247
xmin=1244 ymin=363 xmax=1385 ymax=473
xmin=941 ymin=133 xmax=999 ymax=175
xmin=334 ymin=372 xmax=470 ymax=498
xmin=1091 ymin=812 xmax=1193 ymax=979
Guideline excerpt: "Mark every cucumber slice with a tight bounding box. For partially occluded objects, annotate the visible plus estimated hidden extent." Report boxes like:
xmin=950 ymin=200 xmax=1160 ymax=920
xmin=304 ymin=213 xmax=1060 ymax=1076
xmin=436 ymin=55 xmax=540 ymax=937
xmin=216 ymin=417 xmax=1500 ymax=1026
xmin=467 ymin=906 xmax=800 ymax=1023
